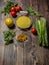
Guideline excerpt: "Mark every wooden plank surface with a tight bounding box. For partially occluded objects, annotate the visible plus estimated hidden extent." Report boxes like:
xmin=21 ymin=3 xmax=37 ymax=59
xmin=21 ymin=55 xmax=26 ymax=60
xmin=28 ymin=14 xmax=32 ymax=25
xmin=0 ymin=0 xmax=49 ymax=65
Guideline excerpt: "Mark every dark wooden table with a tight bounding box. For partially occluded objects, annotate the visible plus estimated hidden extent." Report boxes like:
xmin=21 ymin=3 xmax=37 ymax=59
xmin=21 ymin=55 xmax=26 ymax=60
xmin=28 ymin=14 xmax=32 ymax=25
xmin=0 ymin=0 xmax=49 ymax=65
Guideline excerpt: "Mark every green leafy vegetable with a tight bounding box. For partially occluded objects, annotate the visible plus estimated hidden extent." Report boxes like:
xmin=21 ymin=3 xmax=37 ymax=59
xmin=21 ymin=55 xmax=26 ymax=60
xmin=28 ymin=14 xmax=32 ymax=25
xmin=27 ymin=7 xmax=41 ymax=16
xmin=1 ymin=0 xmax=18 ymax=15
xmin=35 ymin=17 xmax=48 ymax=46
xmin=3 ymin=29 xmax=15 ymax=45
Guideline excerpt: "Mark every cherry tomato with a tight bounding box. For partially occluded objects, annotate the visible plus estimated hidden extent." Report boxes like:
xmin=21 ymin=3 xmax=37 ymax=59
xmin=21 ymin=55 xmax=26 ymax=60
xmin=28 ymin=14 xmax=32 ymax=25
xmin=11 ymin=11 xmax=16 ymax=17
xmin=31 ymin=28 xmax=37 ymax=35
xmin=15 ymin=6 xmax=21 ymax=12
xmin=10 ymin=7 xmax=16 ymax=12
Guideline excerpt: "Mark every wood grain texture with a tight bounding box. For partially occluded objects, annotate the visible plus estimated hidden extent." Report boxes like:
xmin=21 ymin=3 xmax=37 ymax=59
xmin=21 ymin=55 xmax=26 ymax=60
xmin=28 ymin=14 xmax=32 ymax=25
xmin=0 ymin=45 xmax=4 ymax=65
xmin=17 ymin=46 xmax=23 ymax=65
xmin=0 ymin=0 xmax=49 ymax=65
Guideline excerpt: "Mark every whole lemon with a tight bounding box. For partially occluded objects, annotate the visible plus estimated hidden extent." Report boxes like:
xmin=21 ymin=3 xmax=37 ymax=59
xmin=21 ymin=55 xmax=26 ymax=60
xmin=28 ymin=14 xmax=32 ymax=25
xmin=5 ymin=18 xmax=14 ymax=27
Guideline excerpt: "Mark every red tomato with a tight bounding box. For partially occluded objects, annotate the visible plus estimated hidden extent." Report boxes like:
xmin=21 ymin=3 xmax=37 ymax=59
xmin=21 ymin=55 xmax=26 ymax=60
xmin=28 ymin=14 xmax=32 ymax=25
xmin=31 ymin=28 xmax=37 ymax=35
xmin=11 ymin=11 xmax=16 ymax=17
xmin=10 ymin=7 xmax=16 ymax=12
xmin=15 ymin=6 xmax=21 ymax=12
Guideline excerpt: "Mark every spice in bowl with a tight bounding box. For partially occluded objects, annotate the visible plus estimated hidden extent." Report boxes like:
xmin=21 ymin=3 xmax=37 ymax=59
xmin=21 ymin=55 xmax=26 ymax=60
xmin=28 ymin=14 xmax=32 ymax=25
xmin=16 ymin=34 xmax=28 ymax=42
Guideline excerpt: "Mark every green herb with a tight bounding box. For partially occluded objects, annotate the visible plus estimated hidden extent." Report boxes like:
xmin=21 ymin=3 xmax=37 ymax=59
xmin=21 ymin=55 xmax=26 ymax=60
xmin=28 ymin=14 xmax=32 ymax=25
xmin=3 ymin=29 xmax=15 ymax=45
xmin=1 ymin=0 xmax=18 ymax=15
xmin=27 ymin=7 xmax=41 ymax=16
xmin=35 ymin=17 xmax=48 ymax=46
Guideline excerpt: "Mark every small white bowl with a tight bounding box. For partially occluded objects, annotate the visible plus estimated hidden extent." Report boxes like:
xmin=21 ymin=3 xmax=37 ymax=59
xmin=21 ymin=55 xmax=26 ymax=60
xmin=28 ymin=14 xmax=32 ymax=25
xmin=14 ymin=31 xmax=32 ymax=48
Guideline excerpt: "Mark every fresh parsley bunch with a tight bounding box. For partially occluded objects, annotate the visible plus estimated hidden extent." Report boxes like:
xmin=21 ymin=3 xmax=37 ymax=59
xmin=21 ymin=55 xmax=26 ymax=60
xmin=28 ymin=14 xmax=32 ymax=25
xmin=3 ymin=29 xmax=15 ymax=45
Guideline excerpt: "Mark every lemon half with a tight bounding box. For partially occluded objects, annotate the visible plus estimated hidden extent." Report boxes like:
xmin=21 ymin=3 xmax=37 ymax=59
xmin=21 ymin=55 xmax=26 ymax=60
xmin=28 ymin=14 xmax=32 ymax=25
xmin=16 ymin=16 xmax=32 ymax=29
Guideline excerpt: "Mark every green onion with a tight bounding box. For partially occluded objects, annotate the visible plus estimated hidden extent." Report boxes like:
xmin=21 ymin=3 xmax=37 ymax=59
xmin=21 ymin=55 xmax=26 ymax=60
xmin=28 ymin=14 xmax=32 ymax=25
xmin=35 ymin=17 xmax=48 ymax=46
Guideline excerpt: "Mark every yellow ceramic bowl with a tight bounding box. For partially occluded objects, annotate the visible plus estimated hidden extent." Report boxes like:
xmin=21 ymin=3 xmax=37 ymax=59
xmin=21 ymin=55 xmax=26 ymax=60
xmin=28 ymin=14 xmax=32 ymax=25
xmin=16 ymin=16 xmax=32 ymax=29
